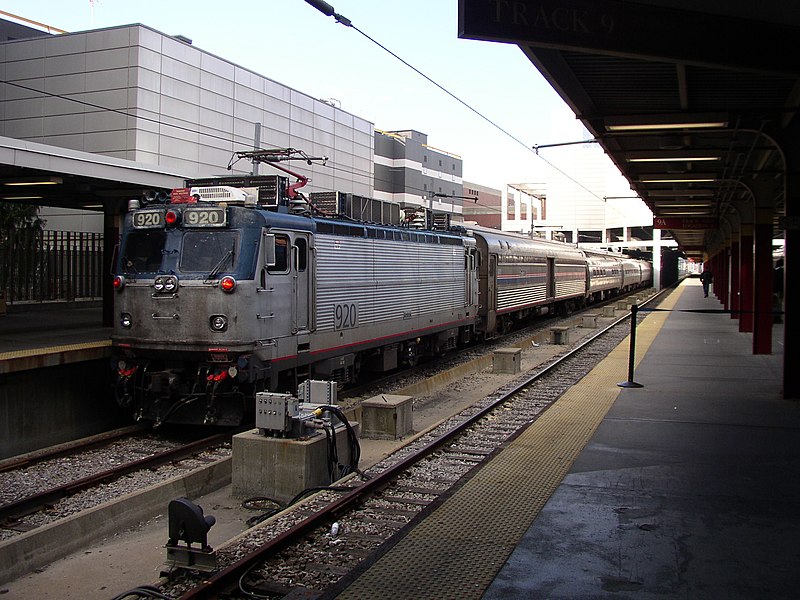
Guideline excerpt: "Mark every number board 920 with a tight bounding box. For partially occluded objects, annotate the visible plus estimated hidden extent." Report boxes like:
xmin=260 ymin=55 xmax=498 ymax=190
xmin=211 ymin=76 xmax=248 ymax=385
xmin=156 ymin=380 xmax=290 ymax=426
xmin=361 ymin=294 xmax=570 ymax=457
xmin=132 ymin=209 xmax=165 ymax=229
xmin=183 ymin=206 xmax=227 ymax=228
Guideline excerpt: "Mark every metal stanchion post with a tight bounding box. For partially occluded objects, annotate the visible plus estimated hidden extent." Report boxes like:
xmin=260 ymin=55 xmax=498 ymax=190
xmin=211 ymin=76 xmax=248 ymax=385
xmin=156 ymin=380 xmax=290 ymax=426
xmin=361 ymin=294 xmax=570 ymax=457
xmin=618 ymin=302 xmax=644 ymax=388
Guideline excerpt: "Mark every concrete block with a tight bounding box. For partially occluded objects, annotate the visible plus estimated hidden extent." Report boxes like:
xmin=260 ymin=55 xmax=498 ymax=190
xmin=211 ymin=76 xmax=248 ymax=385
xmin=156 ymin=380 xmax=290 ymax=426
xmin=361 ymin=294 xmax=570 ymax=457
xmin=361 ymin=394 xmax=413 ymax=440
xmin=232 ymin=424 xmax=359 ymax=504
xmin=550 ymin=326 xmax=570 ymax=345
xmin=582 ymin=313 xmax=599 ymax=328
xmin=493 ymin=347 xmax=522 ymax=374
xmin=602 ymin=305 xmax=616 ymax=317
xmin=616 ymin=300 xmax=629 ymax=311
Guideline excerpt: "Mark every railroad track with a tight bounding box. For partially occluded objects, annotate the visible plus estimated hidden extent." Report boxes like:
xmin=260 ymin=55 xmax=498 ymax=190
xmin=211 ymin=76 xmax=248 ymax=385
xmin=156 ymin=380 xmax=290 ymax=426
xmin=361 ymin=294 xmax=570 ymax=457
xmin=340 ymin=289 xmax=641 ymax=403
xmin=0 ymin=424 xmax=149 ymax=474
xmin=156 ymin=289 xmax=663 ymax=599
xmin=0 ymin=430 xmax=240 ymax=534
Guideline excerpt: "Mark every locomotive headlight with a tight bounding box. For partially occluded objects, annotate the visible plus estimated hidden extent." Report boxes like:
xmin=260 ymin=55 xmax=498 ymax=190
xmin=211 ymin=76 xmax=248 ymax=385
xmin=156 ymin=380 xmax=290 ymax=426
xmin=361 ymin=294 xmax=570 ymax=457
xmin=120 ymin=313 xmax=133 ymax=328
xmin=154 ymin=275 xmax=177 ymax=293
xmin=163 ymin=276 xmax=177 ymax=292
xmin=210 ymin=315 xmax=228 ymax=332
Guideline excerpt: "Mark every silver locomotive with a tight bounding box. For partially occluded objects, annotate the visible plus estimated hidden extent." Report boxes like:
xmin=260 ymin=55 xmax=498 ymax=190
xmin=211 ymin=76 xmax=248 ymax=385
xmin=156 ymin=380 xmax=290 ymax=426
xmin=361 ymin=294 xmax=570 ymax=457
xmin=112 ymin=177 xmax=650 ymax=426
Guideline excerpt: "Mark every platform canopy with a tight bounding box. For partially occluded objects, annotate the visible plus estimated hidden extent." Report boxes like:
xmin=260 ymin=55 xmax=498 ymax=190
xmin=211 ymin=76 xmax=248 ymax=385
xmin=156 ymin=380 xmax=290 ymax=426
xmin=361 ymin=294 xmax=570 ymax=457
xmin=459 ymin=0 xmax=799 ymax=261
xmin=0 ymin=135 xmax=184 ymax=212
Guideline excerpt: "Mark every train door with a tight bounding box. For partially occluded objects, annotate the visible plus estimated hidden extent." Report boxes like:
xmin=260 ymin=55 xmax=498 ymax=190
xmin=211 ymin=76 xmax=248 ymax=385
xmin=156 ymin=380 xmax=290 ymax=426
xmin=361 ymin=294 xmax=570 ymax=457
xmin=258 ymin=232 xmax=293 ymax=341
xmin=465 ymin=247 xmax=478 ymax=308
xmin=486 ymin=253 xmax=497 ymax=332
xmin=292 ymin=233 xmax=312 ymax=334
xmin=547 ymin=257 xmax=556 ymax=300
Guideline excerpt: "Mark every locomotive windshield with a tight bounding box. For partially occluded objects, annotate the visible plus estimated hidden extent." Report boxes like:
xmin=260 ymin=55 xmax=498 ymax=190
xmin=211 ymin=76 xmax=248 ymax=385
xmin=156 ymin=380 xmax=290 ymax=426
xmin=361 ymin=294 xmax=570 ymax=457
xmin=180 ymin=230 xmax=239 ymax=274
xmin=121 ymin=230 xmax=167 ymax=273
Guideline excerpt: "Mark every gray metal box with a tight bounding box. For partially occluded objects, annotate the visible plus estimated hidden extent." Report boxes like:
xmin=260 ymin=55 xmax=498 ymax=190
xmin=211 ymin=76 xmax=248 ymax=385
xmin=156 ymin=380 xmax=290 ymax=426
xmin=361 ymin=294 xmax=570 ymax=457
xmin=255 ymin=392 xmax=298 ymax=432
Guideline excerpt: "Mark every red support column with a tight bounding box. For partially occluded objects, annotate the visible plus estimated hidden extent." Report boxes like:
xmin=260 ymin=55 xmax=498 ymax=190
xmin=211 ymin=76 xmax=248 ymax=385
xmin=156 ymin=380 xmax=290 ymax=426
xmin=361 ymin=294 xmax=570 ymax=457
xmin=739 ymin=226 xmax=754 ymax=333
xmin=730 ymin=239 xmax=740 ymax=320
xmin=753 ymin=218 xmax=773 ymax=354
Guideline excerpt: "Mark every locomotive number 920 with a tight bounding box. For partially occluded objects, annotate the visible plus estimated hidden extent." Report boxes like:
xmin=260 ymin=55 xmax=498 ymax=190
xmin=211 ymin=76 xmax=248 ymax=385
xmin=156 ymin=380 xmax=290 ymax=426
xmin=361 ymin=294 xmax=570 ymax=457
xmin=183 ymin=206 xmax=226 ymax=227
xmin=334 ymin=302 xmax=358 ymax=330
xmin=132 ymin=210 xmax=164 ymax=229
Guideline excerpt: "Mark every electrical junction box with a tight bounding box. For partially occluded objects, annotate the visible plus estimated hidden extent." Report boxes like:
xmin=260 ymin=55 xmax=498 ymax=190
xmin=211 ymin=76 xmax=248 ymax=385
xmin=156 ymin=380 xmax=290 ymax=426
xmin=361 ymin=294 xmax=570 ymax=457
xmin=255 ymin=393 xmax=298 ymax=433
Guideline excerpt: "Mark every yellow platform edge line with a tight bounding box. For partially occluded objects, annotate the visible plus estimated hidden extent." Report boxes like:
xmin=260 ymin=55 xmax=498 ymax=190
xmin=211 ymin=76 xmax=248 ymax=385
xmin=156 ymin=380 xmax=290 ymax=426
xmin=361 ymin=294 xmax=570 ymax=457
xmin=0 ymin=339 xmax=111 ymax=362
xmin=337 ymin=285 xmax=686 ymax=600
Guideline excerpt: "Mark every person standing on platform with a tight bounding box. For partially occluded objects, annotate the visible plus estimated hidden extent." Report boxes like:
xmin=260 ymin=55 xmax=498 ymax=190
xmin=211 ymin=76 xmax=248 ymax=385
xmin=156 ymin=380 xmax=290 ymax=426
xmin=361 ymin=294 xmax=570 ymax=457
xmin=700 ymin=269 xmax=713 ymax=297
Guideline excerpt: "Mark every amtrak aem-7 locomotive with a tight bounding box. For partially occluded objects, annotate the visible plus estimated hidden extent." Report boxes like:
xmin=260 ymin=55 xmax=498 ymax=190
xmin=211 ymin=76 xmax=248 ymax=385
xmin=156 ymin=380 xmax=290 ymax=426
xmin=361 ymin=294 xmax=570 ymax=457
xmin=111 ymin=161 xmax=651 ymax=426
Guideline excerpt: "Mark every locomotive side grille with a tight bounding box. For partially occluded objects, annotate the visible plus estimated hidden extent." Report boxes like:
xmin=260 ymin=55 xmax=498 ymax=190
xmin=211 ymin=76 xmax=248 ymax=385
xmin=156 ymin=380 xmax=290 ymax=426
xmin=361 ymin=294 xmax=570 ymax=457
xmin=315 ymin=235 xmax=467 ymax=331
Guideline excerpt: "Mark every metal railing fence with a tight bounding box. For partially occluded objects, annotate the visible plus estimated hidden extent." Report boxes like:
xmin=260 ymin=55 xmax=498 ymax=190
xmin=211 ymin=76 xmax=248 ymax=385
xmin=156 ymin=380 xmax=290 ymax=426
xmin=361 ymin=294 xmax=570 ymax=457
xmin=0 ymin=230 xmax=104 ymax=303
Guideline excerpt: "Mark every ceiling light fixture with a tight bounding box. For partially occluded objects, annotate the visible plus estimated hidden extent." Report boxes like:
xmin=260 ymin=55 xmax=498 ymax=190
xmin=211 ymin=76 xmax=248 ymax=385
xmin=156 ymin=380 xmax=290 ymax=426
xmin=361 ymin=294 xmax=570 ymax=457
xmin=626 ymin=153 xmax=721 ymax=163
xmin=647 ymin=189 xmax=716 ymax=197
xmin=659 ymin=209 xmax=712 ymax=215
xmin=605 ymin=113 xmax=728 ymax=132
xmin=2 ymin=176 xmax=63 ymax=186
xmin=639 ymin=174 xmax=717 ymax=183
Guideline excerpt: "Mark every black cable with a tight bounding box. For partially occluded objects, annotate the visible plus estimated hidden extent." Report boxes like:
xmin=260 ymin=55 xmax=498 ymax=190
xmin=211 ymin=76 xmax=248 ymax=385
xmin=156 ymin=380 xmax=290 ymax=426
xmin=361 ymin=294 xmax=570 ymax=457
xmin=109 ymin=585 xmax=170 ymax=600
xmin=315 ymin=405 xmax=361 ymax=476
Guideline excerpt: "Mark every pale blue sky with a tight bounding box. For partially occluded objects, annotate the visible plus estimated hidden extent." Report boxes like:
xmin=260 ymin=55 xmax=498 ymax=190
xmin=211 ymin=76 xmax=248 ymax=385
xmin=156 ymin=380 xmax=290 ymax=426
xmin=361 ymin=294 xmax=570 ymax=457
xmin=3 ymin=0 xmax=591 ymax=189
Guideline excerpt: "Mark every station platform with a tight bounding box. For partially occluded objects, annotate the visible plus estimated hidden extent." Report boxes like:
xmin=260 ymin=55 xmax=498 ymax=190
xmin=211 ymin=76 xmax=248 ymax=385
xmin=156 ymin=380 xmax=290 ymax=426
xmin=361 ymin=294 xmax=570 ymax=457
xmin=0 ymin=303 xmax=111 ymax=374
xmin=333 ymin=278 xmax=798 ymax=599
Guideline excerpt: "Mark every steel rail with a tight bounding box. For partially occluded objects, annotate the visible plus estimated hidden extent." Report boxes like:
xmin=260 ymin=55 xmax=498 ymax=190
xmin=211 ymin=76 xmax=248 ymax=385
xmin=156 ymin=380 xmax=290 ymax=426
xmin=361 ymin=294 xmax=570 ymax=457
xmin=179 ymin=286 xmax=669 ymax=599
xmin=0 ymin=425 xmax=148 ymax=474
xmin=0 ymin=431 xmax=235 ymax=527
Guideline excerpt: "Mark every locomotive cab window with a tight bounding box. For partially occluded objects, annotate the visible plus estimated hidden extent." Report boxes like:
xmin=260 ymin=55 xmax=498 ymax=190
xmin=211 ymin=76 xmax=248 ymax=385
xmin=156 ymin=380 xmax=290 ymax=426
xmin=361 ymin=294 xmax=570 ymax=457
xmin=267 ymin=234 xmax=290 ymax=273
xmin=121 ymin=230 xmax=167 ymax=273
xmin=180 ymin=230 xmax=238 ymax=273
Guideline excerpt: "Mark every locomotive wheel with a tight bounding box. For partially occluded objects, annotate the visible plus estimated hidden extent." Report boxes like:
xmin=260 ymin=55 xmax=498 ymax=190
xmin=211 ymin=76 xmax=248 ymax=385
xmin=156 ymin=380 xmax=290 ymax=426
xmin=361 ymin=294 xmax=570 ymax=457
xmin=403 ymin=342 xmax=419 ymax=367
xmin=499 ymin=317 xmax=512 ymax=335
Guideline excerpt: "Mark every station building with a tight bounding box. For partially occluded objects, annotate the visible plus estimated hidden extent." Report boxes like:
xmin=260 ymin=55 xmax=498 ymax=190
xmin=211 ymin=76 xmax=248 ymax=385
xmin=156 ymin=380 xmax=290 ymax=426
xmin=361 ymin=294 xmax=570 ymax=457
xmin=0 ymin=20 xmax=374 ymax=196
xmin=373 ymin=129 xmax=464 ymax=220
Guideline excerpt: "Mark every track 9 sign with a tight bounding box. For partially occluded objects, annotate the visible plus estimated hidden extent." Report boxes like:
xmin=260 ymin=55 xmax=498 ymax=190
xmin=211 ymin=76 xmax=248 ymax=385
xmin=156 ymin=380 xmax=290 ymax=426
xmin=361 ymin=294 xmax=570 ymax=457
xmin=132 ymin=210 xmax=165 ymax=229
xmin=183 ymin=207 xmax=227 ymax=227
xmin=334 ymin=303 xmax=358 ymax=330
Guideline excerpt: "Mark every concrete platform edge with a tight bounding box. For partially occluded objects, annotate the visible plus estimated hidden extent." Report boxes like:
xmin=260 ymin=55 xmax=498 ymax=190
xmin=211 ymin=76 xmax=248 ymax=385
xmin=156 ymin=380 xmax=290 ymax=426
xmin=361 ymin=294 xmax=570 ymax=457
xmin=0 ymin=457 xmax=231 ymax=585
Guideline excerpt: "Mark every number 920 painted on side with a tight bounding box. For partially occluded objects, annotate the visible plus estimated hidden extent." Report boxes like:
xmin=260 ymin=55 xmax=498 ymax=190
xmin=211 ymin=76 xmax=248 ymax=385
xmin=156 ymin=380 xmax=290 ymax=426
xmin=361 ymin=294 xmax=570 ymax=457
xmin=333 ymin=303 xmax=357 ymax=330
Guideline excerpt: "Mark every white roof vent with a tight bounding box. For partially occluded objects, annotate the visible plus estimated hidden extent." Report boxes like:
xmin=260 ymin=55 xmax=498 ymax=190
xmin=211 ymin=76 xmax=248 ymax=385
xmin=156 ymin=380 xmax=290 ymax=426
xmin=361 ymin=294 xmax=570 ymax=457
xmin=190 ymin=186 xmax=257 ymax=206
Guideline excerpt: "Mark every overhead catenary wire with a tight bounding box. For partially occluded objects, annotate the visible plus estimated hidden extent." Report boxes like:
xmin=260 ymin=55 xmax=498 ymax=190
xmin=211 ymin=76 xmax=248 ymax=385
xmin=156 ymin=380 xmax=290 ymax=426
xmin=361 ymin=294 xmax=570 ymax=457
xmin=303 ymin=1 xmax=610 ymax=204
xmin=3 ymin=8 xmax=620 ymax=213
